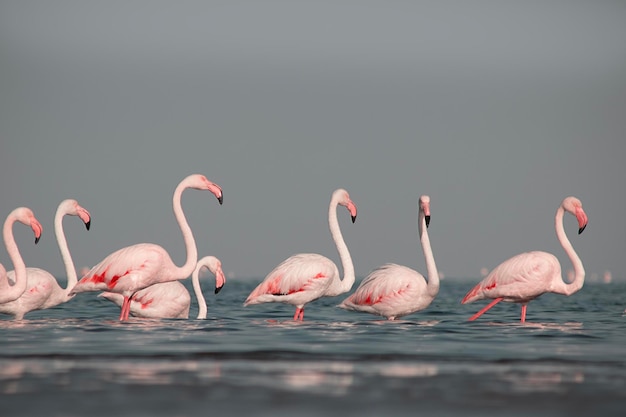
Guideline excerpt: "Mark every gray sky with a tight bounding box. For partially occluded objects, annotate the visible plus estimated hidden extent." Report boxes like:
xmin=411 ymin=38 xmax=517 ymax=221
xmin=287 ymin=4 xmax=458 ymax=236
xmin=1 ymin=1 xmax=625 ymax=283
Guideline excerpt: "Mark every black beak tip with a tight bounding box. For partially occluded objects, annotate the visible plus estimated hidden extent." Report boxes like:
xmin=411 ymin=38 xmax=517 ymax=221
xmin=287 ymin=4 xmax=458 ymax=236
xmin=425 ymin=215 xmax=431 ymax=228
xmin=85 ymin=220 xmax=91 ymax=231
xmin=351 ymin=215 xmax=357 ymax=223
xmin=218 ymin=195 xmax=223 ymax=205
xmin=578 ymin=225 xmax=586 ymax=234
xmin=35 ymin=236 xmax=40 ymax=244
xmin=215 ymin=285 xmax=223 ymax=294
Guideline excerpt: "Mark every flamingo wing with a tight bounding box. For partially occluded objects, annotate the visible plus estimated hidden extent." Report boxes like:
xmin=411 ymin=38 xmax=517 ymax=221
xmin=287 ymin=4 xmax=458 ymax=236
xmin=245 ymin=253 xmax=336 ymax=304
xmin=462 ymin=251 xmax=560 ymax=304
xmin=72 ymin=243 xmax=168 ymax=295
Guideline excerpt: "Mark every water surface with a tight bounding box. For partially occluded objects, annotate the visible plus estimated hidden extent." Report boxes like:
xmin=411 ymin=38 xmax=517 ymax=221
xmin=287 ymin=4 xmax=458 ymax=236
xmin=1 ymin=279 xmax=625 ymax=416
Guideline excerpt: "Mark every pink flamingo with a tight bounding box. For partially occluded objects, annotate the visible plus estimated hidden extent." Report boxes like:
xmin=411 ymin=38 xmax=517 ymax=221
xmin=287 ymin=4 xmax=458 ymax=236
xmin=462 ymin=196 xmax=589 ymax=323
xmin=244 ymin=188 xmax=357 ymax=321
xmin=0 ymin=208 xmax=43 ymax=304
xmin=0 ymin=200 xmax=91 ymax=319
xmin=98 ymin=256 xmax=226 ymax=319
xmin=339 ymin=195 xmax=439 ymax=320
xmin=69 ymin=174 xmax=223 ymax=321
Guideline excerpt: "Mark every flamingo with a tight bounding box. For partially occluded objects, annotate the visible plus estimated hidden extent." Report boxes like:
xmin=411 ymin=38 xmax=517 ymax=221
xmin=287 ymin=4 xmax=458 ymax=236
xmin=0 ymin=200 xmax=91 ymax=319
xmin=338 ymin=195 xmax=439 ymax=320
xmin=0 ymin=208 xmax=43 ymax=305
xmin=69 ymin=174 xmax=223 ymax=321
xmin=244 ymin=188 xmax=357 ymax=321
xmin=462 ymin=196 xmax=588 ymax=323
xmin=98 ymin=256 xmax=226 ymax=319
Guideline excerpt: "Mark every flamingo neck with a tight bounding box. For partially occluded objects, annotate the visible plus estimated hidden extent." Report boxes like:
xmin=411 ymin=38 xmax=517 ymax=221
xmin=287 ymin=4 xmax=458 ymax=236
xmin=55 ymin=207 xmax=77 ymax=296
xmin=193 ymin=266 xmax=208 ymax=319
xmin=419 ymin=211 xmax=439 ymax=298
xmin=1 ymin=213 xmax=28 ymax=302
xmin=555 ymin=205 xmax=585 ymax=295
xmin=324 ymin=196 xmax=355 ymax=296
xmin=171 ymin=180 xmax=198 ymax=280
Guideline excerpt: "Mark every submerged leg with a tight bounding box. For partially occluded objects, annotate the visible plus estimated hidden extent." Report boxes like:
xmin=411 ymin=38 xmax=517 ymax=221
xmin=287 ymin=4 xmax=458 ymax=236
xmin=468 ymin=298 xmax=503 ymax=321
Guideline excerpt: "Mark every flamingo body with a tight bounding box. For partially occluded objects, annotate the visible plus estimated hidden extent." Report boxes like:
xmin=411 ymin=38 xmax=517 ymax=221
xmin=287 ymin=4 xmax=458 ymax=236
xmin=340 ymin=264 xmax=433 ymax=320
xmin=462 ymin=196 xmax=588 ymax=323
xmin=339 ymin=195 xmax=438 ymax=320
xmin=100 ymin=280 xmax=191 ymax=319
xmin=69 ymin=174 xmax=223 ymax=321
xmin=1 ymin=200 xmax=91 ymax=319
xmin=99 ymin=255 xmax=226 ymax=319
xmin=1 ymin=268 xmax=64 ymax=318
xmin=244 ymin=189 xmax=357 ymax=321
xmin=462 ymin=251 xmax=560 ymax=305
xmin=244 ymin=253 xmax=338 ymax=316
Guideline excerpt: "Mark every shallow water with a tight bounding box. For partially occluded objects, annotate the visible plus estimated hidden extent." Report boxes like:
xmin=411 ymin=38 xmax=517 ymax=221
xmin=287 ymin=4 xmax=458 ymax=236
xmin=1 ymin=279 xmax=625 ymax=417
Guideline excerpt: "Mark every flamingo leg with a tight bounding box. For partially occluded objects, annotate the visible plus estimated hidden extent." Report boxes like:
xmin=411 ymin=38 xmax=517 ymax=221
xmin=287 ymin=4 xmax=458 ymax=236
xmin=520 ymin=304 xmax=527 ymax=323
xmin=120 ymin=296 xmax=131 ymax=321
xmin=468 ymin=297 xmax=503 ymax=321
xmin=293 ymin=307 xmax=304 ymax=321
xmin=123 ymin=301 xmax=131 ymax=321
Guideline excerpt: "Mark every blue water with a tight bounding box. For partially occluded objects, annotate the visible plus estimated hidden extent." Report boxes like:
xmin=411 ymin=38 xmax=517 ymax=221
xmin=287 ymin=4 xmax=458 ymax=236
xmin=1 ymin=279 xmax=625 ymax=417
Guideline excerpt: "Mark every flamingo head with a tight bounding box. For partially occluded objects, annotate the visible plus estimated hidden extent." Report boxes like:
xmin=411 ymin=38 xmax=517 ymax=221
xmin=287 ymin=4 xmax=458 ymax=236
xmin=186 ymin=174 xmax=223 ymax=205
xmin=562 ymin=196 xmax=588 ymax=234
xmin=10 ymin=207 xmax=43 ymax=244
xmin=202 ymin=256 xmax=226 ymax=294
xmin=334 ymin=188 xmax=357 ymax=223
xmin=59 ymin=199 xmax=92 ymax=230
xmin=196 ymin=256 xmax=226 ymax=294
xmin=419 ymin=195 xmax=431 ymax=227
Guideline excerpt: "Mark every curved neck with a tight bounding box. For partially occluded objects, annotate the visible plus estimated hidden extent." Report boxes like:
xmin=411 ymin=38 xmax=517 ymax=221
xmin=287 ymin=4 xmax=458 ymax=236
xmin=193 ymin=266 xmax=208 ymax=319
xmin=55 ymin=207 xmax=77 ymax=295
xmin=1 ymin=214 xmax=28 ymax=303
xmin=324 ymin=197 xmax=355 ymax=296
xmin=555 ymin=206 xmax=585 ymax=295
xmin=419 ymin=210 xmax=439 ymax=298
xmin=171 ymin=181 xmax=198 ymax=280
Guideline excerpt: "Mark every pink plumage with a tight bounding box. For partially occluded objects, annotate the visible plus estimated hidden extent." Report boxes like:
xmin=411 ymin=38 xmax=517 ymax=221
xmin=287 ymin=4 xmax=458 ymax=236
xmin=70 ymin=174 xmax=223 ymax=321
xmin=99 ymin=256 xmax=226 ymax=319
xmin=339 ymin=195 xmax=439 ymax=320
xmin=462 ymin=196 xmax=588 ymax=323
xmin=244 ymin=188 xmax=357 ymax=321
xmin=1 ymin=200 xmax=91 ymax=319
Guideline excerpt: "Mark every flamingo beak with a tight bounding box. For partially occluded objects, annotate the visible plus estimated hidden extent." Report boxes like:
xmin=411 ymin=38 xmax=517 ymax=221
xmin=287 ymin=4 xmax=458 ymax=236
xmin=78 ymin=207 xmax=92 ymax=231
xmin=347 ymin=201 xmax=357 ymax=223
xmin=214 ymin=268 xmax=226 ymax=294
xmin=575 ymin=207 xmax=588 ymax=235
xmin=206 ymin=181 xmax=223 ymax=205
xmin=31 ymin=219 xmax=43 ymax=244
xmin=425 ymin=215 xmax=431 ymax=228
